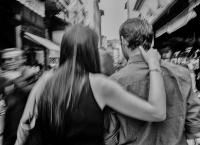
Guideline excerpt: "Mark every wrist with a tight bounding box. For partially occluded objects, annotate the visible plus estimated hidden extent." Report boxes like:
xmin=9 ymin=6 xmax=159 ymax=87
xmin=149 ymin=64 xmax=161 ymax=70
xmin=148 ymin=61 xmax=160 ymax=69
xmin=149 ymin=68 xmax=162 ymax=73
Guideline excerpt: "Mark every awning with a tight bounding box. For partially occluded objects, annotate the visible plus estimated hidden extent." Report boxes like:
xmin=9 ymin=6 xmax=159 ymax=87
xmin=16 ymin=0 xmax=45 ymax=17
xmin=151 ymin=0 xmax=177 ymax=24
xmin=24 ymin=32 xmax=60 ymax=52
xmin=156 ymin=10 xmax=197 ymax=37
xmin=167 ymin=10 xmax=196 ymax=34
xmin=155 ymin=0 xmax=200 ymax=37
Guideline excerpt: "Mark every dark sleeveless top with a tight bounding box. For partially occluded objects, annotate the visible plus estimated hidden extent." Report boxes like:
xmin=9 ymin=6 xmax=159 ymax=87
xmin=64 ymin=74 xmax=104 ymax=145
xmin=26 ymin=74 xmax=104 ymax=145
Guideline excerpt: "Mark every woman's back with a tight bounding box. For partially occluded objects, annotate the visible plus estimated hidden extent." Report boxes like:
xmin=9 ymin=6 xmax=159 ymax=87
xmin=63 ymin=74 xmax=103 ymax=144
xmin=30 ymin=74 xmax=104 ymax=145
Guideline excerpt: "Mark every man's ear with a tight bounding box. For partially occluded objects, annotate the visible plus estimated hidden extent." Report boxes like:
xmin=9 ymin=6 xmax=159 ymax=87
xmin=121 ymin=36 xmax=128 ymax=46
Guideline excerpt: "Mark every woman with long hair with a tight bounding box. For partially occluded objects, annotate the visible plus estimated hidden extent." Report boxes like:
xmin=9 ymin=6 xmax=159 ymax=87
xmin=15 ymin=24 xmax=166 ymax=145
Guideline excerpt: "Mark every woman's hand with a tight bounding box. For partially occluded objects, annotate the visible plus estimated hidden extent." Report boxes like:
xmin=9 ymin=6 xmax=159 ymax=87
xmin=139 ymin=47 xmax=161 ymax=70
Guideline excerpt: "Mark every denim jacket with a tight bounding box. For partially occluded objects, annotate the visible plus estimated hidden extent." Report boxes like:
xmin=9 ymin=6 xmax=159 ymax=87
xmin=105 ymin=55 xmax=200 ymax=145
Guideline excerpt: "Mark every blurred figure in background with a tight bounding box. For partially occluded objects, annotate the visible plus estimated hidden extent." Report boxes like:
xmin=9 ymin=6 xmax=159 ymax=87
xmin=0 ymin=74 xmax=7 ymax=145
xmin=99 ymin=47 xmax=115 ymax=76
xmin=0 ymin=48 xmax=41 ymax=145
xmin=159 ymin=45 xmax=173 ymax=62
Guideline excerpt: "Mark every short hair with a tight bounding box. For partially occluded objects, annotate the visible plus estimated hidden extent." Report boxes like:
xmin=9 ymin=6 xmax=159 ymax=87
xmin=119 ymin=18 xmax=154 ymax=50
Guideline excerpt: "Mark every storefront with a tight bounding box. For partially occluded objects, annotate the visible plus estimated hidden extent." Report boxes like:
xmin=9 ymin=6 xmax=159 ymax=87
xmin=12 ymin=0 xmax=62 ymax=69
xmin=153 ymin=0 xmax=200 ymax=92
xmin=24 ymin=32 xmax=60 ymax=68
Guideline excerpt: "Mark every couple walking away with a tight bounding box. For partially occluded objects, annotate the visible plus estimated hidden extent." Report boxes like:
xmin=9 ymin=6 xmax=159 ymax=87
xmin=12 ymin=18 xmax=200 ymax=145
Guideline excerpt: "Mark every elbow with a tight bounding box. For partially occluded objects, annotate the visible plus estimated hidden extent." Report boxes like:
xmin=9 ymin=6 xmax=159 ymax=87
xmin=152 ymin=111 xmax=166 ymax=122
xmin=156 ymin=114 xmax=166 ymax=122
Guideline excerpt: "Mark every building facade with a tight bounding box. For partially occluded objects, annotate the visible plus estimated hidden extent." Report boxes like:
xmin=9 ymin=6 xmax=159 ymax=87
xmin=50 ymin=0 xmax=104 ymax=46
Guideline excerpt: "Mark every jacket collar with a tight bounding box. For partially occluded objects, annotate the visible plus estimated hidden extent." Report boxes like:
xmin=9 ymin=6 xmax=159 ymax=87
xmin=127 ymin=54 xmax=145 ymax=65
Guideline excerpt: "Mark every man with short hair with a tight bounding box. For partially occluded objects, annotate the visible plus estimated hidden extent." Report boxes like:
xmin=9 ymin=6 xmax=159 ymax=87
xmin=105 ymin=18 xmax=200 ymax=145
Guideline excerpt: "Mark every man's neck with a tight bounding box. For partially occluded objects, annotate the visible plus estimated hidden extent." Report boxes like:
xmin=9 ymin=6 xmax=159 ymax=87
xmin=128 ymin=48 xmax=141 ymax=60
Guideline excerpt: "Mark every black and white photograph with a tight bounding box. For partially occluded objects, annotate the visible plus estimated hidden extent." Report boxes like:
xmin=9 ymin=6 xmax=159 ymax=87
xmin=0 ymin=0 xmax=200 ymax=145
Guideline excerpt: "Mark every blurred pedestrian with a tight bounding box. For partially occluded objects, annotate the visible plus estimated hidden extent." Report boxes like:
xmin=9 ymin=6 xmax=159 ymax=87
xmin=0 ymin=48 xmax=41 ymax=145
xmin=159 ymin=45 xmax=173 ymax=62
xmin=99 ymin=47 xmax=115 ymax=76
xmin=0 ymin=76 xmax=7 ymax=145
xmin=105 ymin=18 xmax=200 ymax=145
xmin=15 ymin=24 xmax=166 ymax=145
